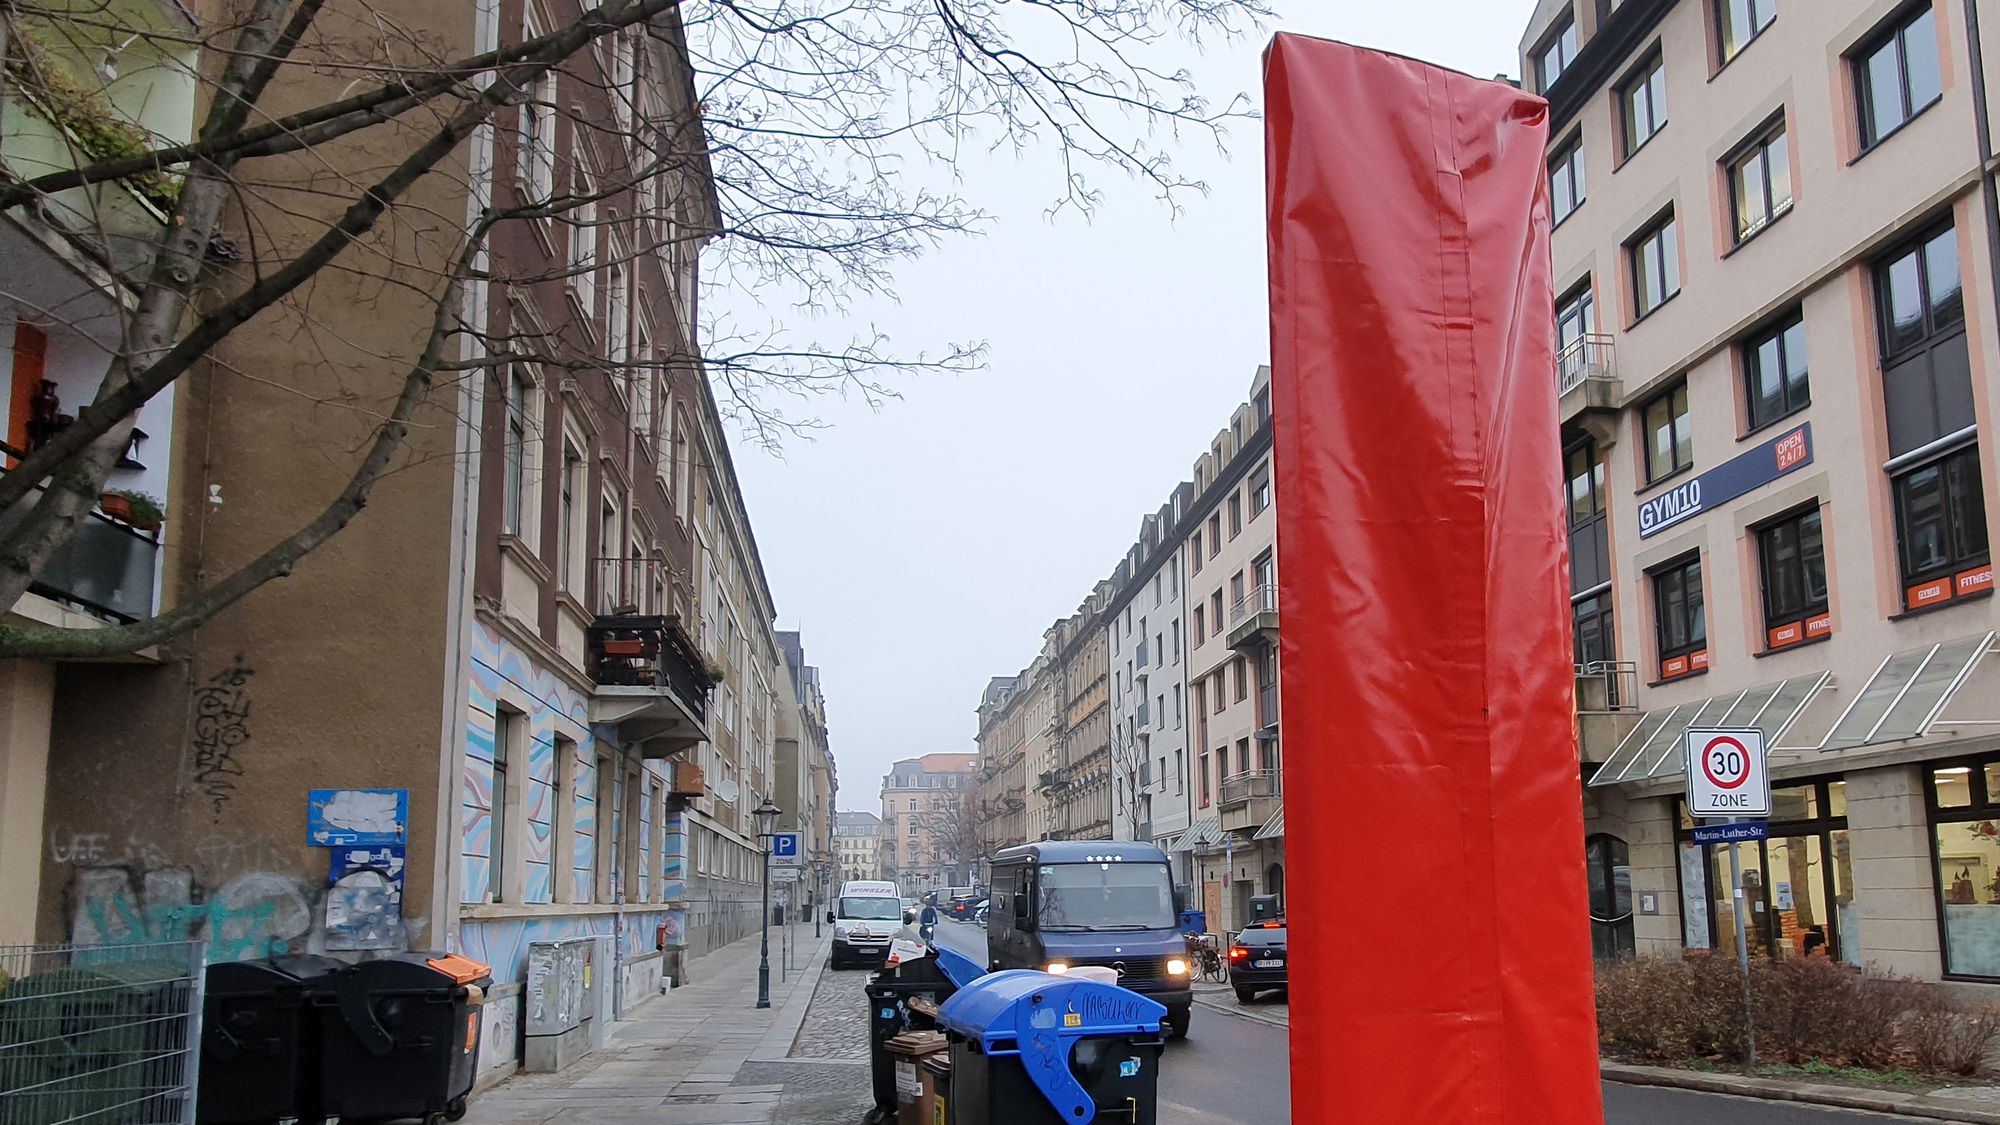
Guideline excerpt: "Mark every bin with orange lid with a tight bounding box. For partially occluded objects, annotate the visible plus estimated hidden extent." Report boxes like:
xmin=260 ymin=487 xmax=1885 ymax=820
xmin=311 ymin=952 xmax=492 ymax=1124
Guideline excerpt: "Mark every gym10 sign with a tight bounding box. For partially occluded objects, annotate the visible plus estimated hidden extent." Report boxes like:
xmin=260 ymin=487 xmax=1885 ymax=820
xmin=1684 ymin=728 xmax=1771 ymax=818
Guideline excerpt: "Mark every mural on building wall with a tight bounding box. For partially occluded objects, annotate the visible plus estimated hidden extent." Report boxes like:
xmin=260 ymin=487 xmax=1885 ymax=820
xmin=574 ymin=744 xmax=597 ymax=900
xmin=465 ymin=622 xmax=593 ymax=903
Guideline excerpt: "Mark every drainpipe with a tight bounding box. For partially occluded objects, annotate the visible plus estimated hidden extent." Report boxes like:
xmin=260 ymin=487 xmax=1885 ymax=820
xmin=1966 ymin=0 xmax=2000 ymax=336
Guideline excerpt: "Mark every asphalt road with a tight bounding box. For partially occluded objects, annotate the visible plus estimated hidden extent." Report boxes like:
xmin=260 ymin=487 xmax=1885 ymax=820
xmin=930 ymin=921 xmax=1944 ymax=1123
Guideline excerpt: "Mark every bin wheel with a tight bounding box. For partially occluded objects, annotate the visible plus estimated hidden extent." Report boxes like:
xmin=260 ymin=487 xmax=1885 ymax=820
xmin=446 ymin=1095 xmax=469 ymax=1121
xmin=423 ymin=1114 xmax=447 ymax=1125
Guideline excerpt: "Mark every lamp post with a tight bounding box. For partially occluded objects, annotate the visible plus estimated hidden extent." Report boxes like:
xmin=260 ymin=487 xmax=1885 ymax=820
xmin=754 ymin=796 xmax=781 ymax=1010
xmin=814 ymin=862 xmax=828 ymax=937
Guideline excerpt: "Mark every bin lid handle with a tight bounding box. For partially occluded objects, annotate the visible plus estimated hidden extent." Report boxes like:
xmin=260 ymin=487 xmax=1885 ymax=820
xmin=336 ymin=971 xmax=399 ymax=1057
xmin=1020 ymin=1007 xmax=1096 ymax=1123
xmin=426 ymin=953 xmax=491 ymax=986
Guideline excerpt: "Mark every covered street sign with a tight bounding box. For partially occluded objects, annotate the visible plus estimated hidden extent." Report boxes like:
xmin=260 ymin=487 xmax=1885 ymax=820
xmin=1685 ymin=727 xmax=1770 ymax=818
xmin=770 ymin=831 xmax=802 ymax=866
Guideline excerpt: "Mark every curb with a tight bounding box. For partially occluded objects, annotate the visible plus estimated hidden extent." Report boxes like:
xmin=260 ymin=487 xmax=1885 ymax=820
xmin=1191 ymin=991 xmax=1288 ymax=1030
xmin=1600 ymin=1062 xmax=2000 ymax=1123
xmin=750 ymin=924 xmax=833 ymax=1063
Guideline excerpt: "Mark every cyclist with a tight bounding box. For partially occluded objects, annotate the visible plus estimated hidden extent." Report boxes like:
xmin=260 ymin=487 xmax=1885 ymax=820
xmin=918 ymin=895 xmax=940 ymax=944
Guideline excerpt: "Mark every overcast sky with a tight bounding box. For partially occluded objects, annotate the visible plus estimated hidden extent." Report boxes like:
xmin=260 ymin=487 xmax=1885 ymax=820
xmin=723 ymin=1 xmax=1540 ymax=810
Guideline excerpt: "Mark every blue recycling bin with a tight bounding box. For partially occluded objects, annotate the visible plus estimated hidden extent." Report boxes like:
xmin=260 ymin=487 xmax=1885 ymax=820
xmin=936 ymin=970 xmax=1166 ymax=1125
xmin=1177 ymin=909 xmax=1207 ymax=935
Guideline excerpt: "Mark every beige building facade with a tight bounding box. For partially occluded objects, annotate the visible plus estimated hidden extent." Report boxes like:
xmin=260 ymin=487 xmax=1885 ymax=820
xmin=879 ymin=752 xmax=978 ymax=892
xmin=833 ymin=810 xmax=881 ymax=885
xmin=1525 ymin=0 xmax=2000 ymax=986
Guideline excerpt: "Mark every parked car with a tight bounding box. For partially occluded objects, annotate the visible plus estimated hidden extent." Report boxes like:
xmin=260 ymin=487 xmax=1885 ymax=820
xmin=1229 ymin=922 xmax=1287 ymax=1002
xmin=971 ymin=902 xmax=989 ymax=926
xmin=947 ymin=894 xmax=981 ymax=920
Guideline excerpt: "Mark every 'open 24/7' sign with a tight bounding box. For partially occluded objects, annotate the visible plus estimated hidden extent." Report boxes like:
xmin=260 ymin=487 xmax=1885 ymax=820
xmin=1684 ymin=727 xmax=1771 ymax=818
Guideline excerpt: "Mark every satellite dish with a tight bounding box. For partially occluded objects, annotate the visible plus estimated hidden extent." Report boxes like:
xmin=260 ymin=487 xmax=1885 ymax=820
xmin=714 ymin=778 xmax=740 ymax=803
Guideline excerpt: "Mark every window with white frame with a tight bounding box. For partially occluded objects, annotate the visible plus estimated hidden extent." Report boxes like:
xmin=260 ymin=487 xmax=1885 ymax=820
xmin=569 ymin=145 xmax=598 ymax=315
xmin=611 ymin=31 xmax=635 ymax=133
xmin=607 ymin=256 xmax=630 ymax=365
xmin=559 ymin=436 xmax=587 ymax=592
xmin=517 ymin=9 xmax=556 ymax=201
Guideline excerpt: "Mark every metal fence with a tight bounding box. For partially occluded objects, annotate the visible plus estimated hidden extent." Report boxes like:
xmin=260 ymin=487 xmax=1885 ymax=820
xmin=0 ymin=941 xmax=204 ymax=1125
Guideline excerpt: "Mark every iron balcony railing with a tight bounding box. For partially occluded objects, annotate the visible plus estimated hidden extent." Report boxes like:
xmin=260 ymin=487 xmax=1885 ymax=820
xmin=586 ymin=613 xmax=711 ymax=724
xmin=1230 ymin=583 xmax=1278 ymax=628
xmin=1220 ymin=769 xmax=1281 ymax=806
xmin=1556 ymin=333 xmax=1616 ymax=396
xmin=1576 ymin=660 xmax=1639 ymax=713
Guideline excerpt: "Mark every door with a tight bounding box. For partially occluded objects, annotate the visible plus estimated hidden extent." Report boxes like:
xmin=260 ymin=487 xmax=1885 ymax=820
xmin=1585 ymin=834 xmax=1635 ymax=959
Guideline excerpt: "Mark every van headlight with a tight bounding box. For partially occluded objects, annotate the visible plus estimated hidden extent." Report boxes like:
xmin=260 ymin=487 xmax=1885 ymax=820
xmin=1166 ymin=958 xmax=1189 ymax=976
xmin=1045 ymin=961 xmax=1070 ymax=975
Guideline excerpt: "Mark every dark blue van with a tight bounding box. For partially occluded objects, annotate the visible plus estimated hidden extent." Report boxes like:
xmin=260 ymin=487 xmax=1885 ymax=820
xmin=985 ymin=840 xmax=1193 ymax=1037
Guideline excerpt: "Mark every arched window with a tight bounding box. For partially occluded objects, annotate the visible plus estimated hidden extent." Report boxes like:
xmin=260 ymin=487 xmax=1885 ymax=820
xmin=1585 ymin=834 xmax=1635 ymax=960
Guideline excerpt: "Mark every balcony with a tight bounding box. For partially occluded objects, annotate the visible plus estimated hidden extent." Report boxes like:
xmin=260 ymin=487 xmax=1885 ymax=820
xmin=586 ymin=590 xmax=713 ymax=758
xmin=1226 ymin=583 xmax=1278 ymax=652
xmin=0 ymin=458 xmax=160 ymax=625
xmin=1556 ymin=334 xmax=1620 ymax=425
xmin=1219 ymin=770 xmax=1281 ymax=834
xmin=1575 ymin=660 xmax=1641 ymax=765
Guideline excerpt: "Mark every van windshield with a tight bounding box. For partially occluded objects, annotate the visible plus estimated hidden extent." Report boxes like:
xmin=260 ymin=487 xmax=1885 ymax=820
xmin=1038 ymin=862 xmax=1175 ymax=930
xmin=838 ymin=897 xmax=903 ymax=921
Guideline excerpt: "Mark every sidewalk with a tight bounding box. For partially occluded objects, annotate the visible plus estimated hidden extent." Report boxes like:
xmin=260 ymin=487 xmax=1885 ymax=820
xmin=462 ymin=922 xmax=873 ymax=1125
xmin=1191 ymin=979 xmax=1289 ymax=1029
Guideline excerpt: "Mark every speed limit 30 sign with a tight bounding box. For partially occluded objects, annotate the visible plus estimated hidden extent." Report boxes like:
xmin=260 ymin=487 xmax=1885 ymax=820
xmin=1685 ymin=727 xmax=1770 ymax=817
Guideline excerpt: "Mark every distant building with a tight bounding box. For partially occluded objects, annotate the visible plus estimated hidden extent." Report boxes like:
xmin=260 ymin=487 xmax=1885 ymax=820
xmin=879 ymin=753 xmax=978 ymax=891
xmin=1105 ymin=482 xmax=1197 ymax=861
xmin=833 ymin=810 xmax=881 ymax=885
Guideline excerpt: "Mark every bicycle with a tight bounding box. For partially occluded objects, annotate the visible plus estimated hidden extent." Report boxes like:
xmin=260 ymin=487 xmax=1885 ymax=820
xmin=1185 ymin=932 xmax=1227 ymax=983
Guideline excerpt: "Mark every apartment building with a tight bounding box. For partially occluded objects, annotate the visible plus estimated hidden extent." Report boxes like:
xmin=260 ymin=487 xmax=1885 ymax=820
xmin=1050 ymin=584 xmax=1114 ymax=839
xmin=0 ymin=0 xmax=195 ymax=946
xmin=973 ymin=672 xmax=1035 ymax=858
xmin=834 ymin=810 xmax=882 ymax=884
xmin=1172 ymin=368 xmax=1282 ymax=933
xmin=778 ymin=630 xmax=837 ymax=887
xmin=879 ymin=753 xmax=978 ymax=891
xmin=1524 ymin=0 xmax=2000 ymax=985
xmin=1106 ymin=484 xmax=1198 ymax=858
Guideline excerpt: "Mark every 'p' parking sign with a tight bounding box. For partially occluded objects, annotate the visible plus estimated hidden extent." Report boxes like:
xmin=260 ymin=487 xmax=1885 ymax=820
xmin=1684 ymin=728 xmax=1770 ymax=818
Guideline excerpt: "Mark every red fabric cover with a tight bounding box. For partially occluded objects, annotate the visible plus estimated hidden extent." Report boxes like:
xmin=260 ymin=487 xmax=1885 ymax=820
xmin=1264 ymin=34 xmax=1603 ymax=1123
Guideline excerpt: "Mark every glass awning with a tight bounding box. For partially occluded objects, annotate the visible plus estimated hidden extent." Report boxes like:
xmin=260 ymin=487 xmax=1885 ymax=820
xmin=1254 ymin=807 xmax=1285 ymax=840
xmin=1818 ymin=632 xmax=1996 ymax=751
xmin=1587 ymin=670 xmax=1830 ymax=788
xmin=1170 ymin=817 xmax=1224 ymax=853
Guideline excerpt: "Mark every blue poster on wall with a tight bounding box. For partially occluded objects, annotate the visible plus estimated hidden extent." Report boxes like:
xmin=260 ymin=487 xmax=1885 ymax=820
xmin=307 ymin=789 xmax=408 ymax=846
xmin=325 ymin=844 xmax=406 ymax=951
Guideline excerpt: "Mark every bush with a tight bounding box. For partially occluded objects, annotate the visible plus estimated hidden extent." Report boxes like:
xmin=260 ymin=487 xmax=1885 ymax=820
xmin=1595 ymin=954 xmax=1998 ymax=1076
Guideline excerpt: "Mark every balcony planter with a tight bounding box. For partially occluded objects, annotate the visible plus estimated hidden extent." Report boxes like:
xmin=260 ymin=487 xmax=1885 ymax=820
xmin=96 ymin=492 xmax=132 ymax=523
xmin=104 ymin=490 xmax=164 ymax=531
xmin=704 ymin=661 xmax=725 ymax=685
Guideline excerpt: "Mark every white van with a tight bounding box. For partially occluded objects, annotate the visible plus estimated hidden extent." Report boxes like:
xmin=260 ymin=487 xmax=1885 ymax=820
xmin=829 ymin=880 xmax=904 ymax=969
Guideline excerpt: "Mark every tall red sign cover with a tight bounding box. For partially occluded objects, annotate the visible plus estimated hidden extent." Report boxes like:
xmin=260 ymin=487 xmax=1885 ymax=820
xmin=1265 ymin=35 xmax=1603 ymax=1123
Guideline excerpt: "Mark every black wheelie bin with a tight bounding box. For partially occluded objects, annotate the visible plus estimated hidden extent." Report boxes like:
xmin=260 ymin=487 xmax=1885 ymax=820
xmin=312 ymin=952 xmax=491 ymax=1124
xmin=935 ymin=969 xmax=1166 ymax=1125
xmin=197 ymin=954 xmax=350 ymax=1124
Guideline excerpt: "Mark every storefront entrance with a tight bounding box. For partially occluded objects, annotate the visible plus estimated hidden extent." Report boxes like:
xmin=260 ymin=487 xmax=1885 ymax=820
xmin=1585 ymin=834 xmax=1633 ymax=959
xmin=1679 ymin=779 xmax=1855 ymax=964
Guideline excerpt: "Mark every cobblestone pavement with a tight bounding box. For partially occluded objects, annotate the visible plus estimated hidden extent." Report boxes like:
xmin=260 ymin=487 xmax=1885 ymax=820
xmin=738 ymin=1062 xmax=872 ymax=1125
xmin=788 ymin=960 xmax=872 ymax=1062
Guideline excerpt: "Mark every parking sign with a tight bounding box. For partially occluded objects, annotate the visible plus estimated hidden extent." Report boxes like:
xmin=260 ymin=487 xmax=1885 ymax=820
xmin=1684 ymin=728 xmax=1770 ymax=818
xmin=770 ymin=831 xmax=802 ymax=866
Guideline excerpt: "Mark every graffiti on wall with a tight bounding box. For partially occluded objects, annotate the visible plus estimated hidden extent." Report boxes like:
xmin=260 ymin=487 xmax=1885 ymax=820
xmin=190 ymin=664 xmax=255 ymax=815
xmin=72 ymin=868 xmax=312 ymax=962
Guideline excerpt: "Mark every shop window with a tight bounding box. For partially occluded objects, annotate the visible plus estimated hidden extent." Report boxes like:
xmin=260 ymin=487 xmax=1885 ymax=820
xmin=1757 ymin=505 xmax=1829 ymax=649
xmin=1679 ymin=778 xmax=1855 ymax=964
xmin=1893 ymin=443 xmax=1990 ymax=609
xmin=1927 ymin=757 xmax=2000 ymax=977
xmin=1551 ymin=133 xmax=1586 ymax=225
xmin=1642 ymin=380 xmax=1693 ymax=482
xmin=1855 ymin=3 xmax=1943 ymax=151
xmin=1619 ymin=51 xmax=1668 ymax=157
xmin=1727 ymin=120 xmax=1791 ymax=243
xmin=1744 ymin=311 xmax=1809 ymax=431
xmin=1629 ymin=210 xmax=1681 ymax=320
xmin=1651 ymin=553 xmax=1706 ymax=680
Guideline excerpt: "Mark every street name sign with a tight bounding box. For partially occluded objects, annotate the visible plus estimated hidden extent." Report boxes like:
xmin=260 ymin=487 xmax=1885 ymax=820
xmin=771 ymin=831 xmax=802 ymax=866
xmin=1685 ymin=727 xmax=1770 ymax=818
xmin=1690 ymin=821 xmax=1770 ymax=844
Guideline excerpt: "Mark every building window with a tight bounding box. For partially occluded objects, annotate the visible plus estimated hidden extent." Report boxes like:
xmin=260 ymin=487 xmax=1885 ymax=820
xmin=607 ymin=260 xmax=630 ymax=364
xmin=1619 ymin=51 xmax=1668 ymax=157
xmin=1199 ymin=751 xmax=1211 ymax=807
xmin=1550 ymin=133 xmax=1586 ymax=225
xmin=1926 ymin=760 xmax=2000 ymax=977
xmin=1679 ymin=780 xmax=1853 ymax=963
xmin=1250 ymin=464 xmax=1271 ymax=516
xmin=568 ymin=147 xmax=598 ymax=314
xmin=1233 ymin=657 xmax=1248 ymax=703
xmin=1651 ymin=553 xmax=1706 ymax=679
xmin=1629 ymin=210 xmax=1680 ymax=320
xmin=1728 ymin=121 xmax=1791 ymax=242
xmin=559 ymin=443 xmax=584 ymax=592
xmin=1228 ymin=492 xmax=1243 ymax=537
xmin=1744 ymin=311 xmax=1809 ymax=431
xmin=1254 ymin=387 xmax=1270 ymax=424
xmin=1757 ymin=506 xmax=1829 ymax=648
xmin=1856 ymin=3 xmax=1943 ymax=150
xmin=1877 ymin=222 xmax=1971 ymax=458
xmin=1573 ymin=591 xmax=1615 ymax=669
xmin=491 ymin=709 xmax=513 ymax=902
xmin=1641 ymin=380 xmax=1693 ymax=483
xmin=1212 ymin=672 xmax=1226 ymax=714
xmin=502 ymin=368 xmax=531 ymax=537
xmin=1536 ymin=14 xmax=1578 ymax=93
xmin=1207 ymin=514 xmax=1221 ymax=555
xmin=1893 ymin=444 xmax=1990 ymax=607
xmin=1193 ymin=605 xmax=1206 ymax=646
xmin=1716 ymin=0 xmax=1775 ymax=64
xmin=1171 ymin=621 xmax=1181 ymax=662
xmin=1210 ymin=589 xmax=1223 ymax=628
xmin=517 ymin=15 xmax=556 ymax=202
xmin=1235 ymin=737 xmax=1250 ymax=776
xmin=1556 ymin=279 xmax=1595 ymax=389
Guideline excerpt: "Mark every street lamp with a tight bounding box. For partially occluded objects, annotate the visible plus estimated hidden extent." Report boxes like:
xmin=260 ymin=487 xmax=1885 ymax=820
xmin=754 ymin=796 xmax=781 ymax=1010
xmin=814 ymin=861 xmax=830 ymax=937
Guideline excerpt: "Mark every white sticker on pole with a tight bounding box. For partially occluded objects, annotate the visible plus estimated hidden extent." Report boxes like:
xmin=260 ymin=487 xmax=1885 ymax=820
xmin=1685 ymin=727 xmax=1770 ymax=818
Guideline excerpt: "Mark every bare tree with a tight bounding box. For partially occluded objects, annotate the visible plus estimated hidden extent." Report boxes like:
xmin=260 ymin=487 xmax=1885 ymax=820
xmin=912 ymin=788 xmax=984 ymax=884
xmin=0 ymin=0 xmax=1265 ymax=659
